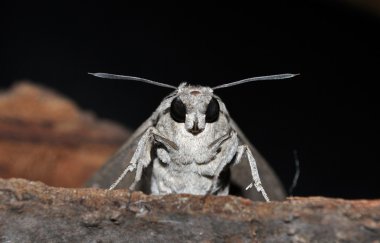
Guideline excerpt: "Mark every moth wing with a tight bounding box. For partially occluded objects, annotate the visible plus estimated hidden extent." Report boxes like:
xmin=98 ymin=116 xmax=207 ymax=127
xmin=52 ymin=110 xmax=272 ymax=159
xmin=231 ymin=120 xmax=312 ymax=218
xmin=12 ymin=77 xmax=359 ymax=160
xmin=85 ymin=116 xmax=154 ymax=190
xmin=86 ymin=115 xmax=286 ymax=200
xmin=229 ymin=118 xmax=286 ymax=201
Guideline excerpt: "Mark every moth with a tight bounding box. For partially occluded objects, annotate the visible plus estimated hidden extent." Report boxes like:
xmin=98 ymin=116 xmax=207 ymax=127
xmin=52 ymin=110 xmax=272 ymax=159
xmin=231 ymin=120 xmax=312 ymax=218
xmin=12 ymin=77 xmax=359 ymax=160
xmin=87 ymin=73 xmax=297 ymax=202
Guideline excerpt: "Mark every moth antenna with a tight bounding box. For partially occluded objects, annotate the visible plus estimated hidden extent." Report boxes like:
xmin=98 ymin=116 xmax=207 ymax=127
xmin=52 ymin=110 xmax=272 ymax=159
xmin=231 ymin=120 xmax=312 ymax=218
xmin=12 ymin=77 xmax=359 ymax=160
xmin=89 ymin=72 xmax=177 ymax=89
xmin=288 ymin=149 xmax=300 ymax=196
xmin=212 ymin=73 xmax=299 ymax=90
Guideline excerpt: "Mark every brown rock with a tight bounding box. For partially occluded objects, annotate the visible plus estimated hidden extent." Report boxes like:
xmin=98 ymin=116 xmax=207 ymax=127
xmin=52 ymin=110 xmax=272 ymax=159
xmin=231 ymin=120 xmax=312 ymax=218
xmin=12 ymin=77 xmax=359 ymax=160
xmin=0 ymin=82 xmax=130 ymax=187
xmin=0 ymin=178 xmax=379 ymax=242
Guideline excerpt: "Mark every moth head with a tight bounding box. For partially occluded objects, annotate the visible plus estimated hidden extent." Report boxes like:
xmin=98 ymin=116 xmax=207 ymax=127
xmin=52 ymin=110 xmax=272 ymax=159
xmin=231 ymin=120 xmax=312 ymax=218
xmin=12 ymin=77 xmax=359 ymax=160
xmin=89 ymin=72 xmax=299 ymax=136
xmin=170 ymin=83 xmax=219 ymax=135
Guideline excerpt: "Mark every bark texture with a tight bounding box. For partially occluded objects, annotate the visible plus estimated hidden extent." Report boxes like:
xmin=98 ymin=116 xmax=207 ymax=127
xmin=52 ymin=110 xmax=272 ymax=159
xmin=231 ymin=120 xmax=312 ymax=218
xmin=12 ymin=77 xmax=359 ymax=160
xmin=1 ymin=178 xmax=379 ymax=242
xmin=0 ymin=82 xmax=130 ymax=187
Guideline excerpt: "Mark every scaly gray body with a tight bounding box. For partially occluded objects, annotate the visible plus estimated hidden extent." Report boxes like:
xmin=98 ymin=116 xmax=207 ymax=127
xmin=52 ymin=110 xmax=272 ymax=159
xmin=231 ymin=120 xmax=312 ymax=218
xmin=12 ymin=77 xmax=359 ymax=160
xmin=151 ymin=85 xmax=238 ymax=194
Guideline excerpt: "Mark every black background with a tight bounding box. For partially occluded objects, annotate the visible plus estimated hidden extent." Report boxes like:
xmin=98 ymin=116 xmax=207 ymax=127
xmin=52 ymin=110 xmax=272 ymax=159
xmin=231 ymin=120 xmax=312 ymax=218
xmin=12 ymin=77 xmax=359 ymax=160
xmin=1 ymin=2 xmax=379 ymax=199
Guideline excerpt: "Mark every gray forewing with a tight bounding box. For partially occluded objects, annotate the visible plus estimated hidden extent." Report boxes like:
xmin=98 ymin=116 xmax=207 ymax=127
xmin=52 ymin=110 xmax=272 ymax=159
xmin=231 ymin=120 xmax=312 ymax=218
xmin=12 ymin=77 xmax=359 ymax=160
xmin=85 ymin=116 xmax=154 ymax=191
xmin=229 ymin=119 xmax=286 ymax=201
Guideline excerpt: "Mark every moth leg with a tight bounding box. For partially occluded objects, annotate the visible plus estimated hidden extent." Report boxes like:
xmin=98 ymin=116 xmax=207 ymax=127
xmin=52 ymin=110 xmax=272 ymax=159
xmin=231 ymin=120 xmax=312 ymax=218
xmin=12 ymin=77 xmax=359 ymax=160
xmin=130 ymin=134 xmax=178 ymax=191
xmin=109 ymin=127 xmax=177 ymax=190
xmin=129 ymin=149 xmax=151 ymax=190
xmin=233 ymin=145 xmax=270 ymax=202
xmin=208 ymin=131 xmax=237 ymax=194
xmin=108 ymin=164 xmax=135 ymax=190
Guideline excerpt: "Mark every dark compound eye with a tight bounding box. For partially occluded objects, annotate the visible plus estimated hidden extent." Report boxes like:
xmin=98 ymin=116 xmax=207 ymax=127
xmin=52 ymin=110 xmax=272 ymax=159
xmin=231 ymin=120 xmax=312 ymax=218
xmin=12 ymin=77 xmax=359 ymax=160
xmin=170 ymin=97 xmax=186 ymax=123
xmin=206 ymin=97 xmax=220 ymax=123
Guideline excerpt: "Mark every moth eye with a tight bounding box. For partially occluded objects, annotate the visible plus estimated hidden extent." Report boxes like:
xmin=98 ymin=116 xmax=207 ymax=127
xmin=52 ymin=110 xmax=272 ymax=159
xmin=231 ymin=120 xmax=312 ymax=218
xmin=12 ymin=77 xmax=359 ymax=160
xmin=206 ymin=97 xmax=220 ymax=123
xmin=170 ymin=97 xmax=186 ymax=123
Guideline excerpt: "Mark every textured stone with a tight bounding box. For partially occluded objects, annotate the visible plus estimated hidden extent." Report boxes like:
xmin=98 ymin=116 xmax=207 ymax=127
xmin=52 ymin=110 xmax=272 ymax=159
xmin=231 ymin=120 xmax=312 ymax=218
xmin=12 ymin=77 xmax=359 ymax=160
xmin=0 ymin=178 xmax=379 ymax=242
xmin=0 ymin=82 xmax=130 ymax=187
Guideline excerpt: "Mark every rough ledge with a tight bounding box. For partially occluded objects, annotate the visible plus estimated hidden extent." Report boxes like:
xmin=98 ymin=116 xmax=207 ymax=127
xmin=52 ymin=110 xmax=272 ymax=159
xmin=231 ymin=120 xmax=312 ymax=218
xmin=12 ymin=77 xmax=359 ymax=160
xmin=0 ymin=178 xmax=379 ymax=242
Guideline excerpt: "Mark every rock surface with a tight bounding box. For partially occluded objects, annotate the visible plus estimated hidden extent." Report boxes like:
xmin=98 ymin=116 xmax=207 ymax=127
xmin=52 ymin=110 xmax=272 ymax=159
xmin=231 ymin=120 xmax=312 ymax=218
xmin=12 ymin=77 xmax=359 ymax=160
xmin=0 ymin=178 xmax=379 ymax=242
xmin=0 ymin=82 xmax=130 ymax=187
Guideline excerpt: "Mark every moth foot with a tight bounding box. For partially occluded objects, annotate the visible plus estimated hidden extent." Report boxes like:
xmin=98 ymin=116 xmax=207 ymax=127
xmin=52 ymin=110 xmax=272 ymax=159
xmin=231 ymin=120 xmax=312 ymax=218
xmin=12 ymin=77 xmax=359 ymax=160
xmin=245 ymin=183 xmax=253 ymax=190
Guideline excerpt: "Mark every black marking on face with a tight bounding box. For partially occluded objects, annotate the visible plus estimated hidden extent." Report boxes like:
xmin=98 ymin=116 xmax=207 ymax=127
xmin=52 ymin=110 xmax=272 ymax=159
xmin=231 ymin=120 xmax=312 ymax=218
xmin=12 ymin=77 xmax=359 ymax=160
xmin=188 ymin=121 xmax=203 ymax=135
xmin=170 ymin=97 xmax=186 ymax=123
xmin=206 ymin=97 xmax=220 ymax=123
